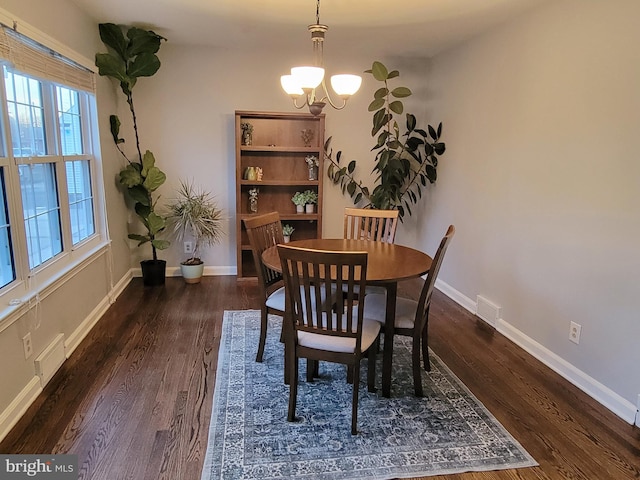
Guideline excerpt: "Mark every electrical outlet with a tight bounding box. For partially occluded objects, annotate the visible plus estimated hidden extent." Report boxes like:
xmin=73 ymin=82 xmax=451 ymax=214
xmin=636 ymin=395 xmax=640 ymax=427
xmin=569 ymin=321 xmax=581 ymax=344
xmin=22 ymin=332 xmax=33 ymax=358
xmin=184 ymin=241 xmax=193 ymax=254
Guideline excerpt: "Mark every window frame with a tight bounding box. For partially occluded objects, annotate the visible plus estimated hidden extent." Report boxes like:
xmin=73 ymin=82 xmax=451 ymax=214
xmin=0 ymin=35 xmax=108 ymax=328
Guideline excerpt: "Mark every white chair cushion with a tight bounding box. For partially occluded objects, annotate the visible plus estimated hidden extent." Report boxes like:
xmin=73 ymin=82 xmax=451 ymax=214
xmin=265 ymin=286 xmax=286 ymax=310
xmin=266 ymin=285 xmax=338 ymax=312
xmin=297 ymin=317 xmax=381 ymax=353
xmin=363 ymin=293 xmax=417 ymax=330
xmin=342 ymin=284 xmax=387 ymax=296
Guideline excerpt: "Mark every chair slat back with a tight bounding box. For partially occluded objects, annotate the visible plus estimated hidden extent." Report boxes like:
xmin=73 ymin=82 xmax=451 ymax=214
xmin=278 ymin=245 xmax=368 ymax=345
xmin=414 ymin=225 xmax=455 ymax=332
xmin=343 ymin=207 xmax=399 ymax=243
xmin=243 ymin=212 xmax=284 ymax=294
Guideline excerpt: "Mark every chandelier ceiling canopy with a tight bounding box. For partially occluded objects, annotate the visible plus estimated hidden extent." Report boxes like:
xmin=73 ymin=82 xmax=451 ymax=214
xmin=280 ymin=0 xmax=362 ymax=116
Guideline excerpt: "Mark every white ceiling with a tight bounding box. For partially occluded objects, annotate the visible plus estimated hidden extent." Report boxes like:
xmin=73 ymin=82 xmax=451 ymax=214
xmin=69 ymin=0 xmax=549 ymax=57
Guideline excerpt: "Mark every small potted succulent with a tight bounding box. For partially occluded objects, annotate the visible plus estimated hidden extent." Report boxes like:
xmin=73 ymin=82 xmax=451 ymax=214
xmin=292 ymin=191 xmax=307 ymax=213
xmin=282 ymin=224 xmax=295 ymax=243
xmin=303 ymin=189 xmax=318 ymax=213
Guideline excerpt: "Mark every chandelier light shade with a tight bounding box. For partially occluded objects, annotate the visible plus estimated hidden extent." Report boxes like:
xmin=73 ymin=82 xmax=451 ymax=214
xmin=281 ymin=0 xmax=361 ymax=115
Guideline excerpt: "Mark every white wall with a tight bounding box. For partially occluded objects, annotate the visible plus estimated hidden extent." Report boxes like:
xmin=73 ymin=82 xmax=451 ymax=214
xmin=425 ymin=0 xmax=640 ymax=420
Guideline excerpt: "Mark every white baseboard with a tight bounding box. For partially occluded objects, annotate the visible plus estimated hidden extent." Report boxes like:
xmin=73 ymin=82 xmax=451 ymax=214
xmin=435 ymin=278 xmax=476 ymax=313
xmin=64 ymin=295 xmax=112 ymax=358
xmin=135 ymin=265 xmax=238 ymax=278
xmin=436 ymin=280 xmax=638 ymax=425
xmin=0 ymin=376 xmax=41 ymax=443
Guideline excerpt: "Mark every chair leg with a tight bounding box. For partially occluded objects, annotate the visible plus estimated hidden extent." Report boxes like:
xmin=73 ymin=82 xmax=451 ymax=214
xmin=413 ymin=335 xmax=424 ymax=397
xmin=367 ymin=345 xmax=377 ymax=393
xmin=256 ymin=305 xmax=268 ymax=362
xmin=287 ymin=354 xmax=299 ymax=422
xmin=346 ymin=366 xmax=354 ymax=384
xmin=351 ymin=361 xmax=360 ymax=435
xmin=306 ymin=359 xmax=318 ymax=382
xmin=422 ymin=321 xmax=431 ymax=372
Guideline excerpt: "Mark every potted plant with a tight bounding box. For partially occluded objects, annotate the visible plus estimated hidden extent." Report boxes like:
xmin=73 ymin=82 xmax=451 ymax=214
xmin=291 ymin=191 xmax=307 ymax=213
xmin=303 ymin=189 xmax=318 ymax=213
xmin=95 ymin=23 xmax=170 ymax=286
xmin=326 ymin=61 xmax=446 ymax=219
xmin=167 ymin=180 xmax=224 ymax=284
xmin=282 ymin=224 xmax=295 ymax=243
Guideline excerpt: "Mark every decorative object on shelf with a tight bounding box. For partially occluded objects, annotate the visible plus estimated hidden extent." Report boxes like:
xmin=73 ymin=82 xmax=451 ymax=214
xmin=167 ymin=180 xmax=224 ymax=284
xmin=301 ymin=128 xmax=314 ymax=147
xmin=255 ymin=167 xmax=263 ymax=181
xmin=244 ymin=166 xmax=257 ymax=181
xmin=95 ymin=23 xmax=169 ymax=286
xmin=305 ymin=155 xmax=319 ymax=180
xmin=304 ymin=189 xmax=318 ymax=213
xmin=282 ymin=224 xmax=295 ymax=243
xmin=292 ymin=191 xmax=307 ymax=213
xmin=325 ymin=61 xmax=446 ymax=220
xmin=280 ymin=0 xmax=362 ymax=116
xmin=241 ymin=122 xmax=254 ymax=146
xmin=248 ymin=188 xmax=259 ymax=213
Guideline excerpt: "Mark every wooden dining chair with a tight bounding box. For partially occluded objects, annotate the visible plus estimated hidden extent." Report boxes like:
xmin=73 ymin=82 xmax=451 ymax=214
xmin=243 ymin=212 xmax=287 ymax=362
xmin=343 ymin=207 xmax=399 ymax=243
xmin=278 ymin=245 xmax=380 ymax=435
xmin=364 ymin=225 xmax=455 ymax=396
xmin=343 ymin=207 xmax=399 ymax=297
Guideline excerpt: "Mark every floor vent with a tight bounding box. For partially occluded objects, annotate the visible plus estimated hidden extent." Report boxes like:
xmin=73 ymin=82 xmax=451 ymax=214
xmin=34 ymin=333 xmax=66 ymax=387
xmin=476 ymin=295 xmax=501 ymax=327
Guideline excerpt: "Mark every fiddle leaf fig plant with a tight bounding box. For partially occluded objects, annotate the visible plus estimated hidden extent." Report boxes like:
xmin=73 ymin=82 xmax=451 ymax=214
xmin=95 ymin=23 xmax=169 ymax=260
xmin=326 ymin=61 xmax=446 ymax=219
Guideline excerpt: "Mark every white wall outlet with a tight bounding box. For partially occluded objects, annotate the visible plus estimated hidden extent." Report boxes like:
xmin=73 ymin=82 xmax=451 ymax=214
xmin=22 ymin=332 xmax=33 ymax=358
xmin=569 ymin=321 xmax=581 ymax=344
xmin=184 ymin=241 xmax=193 ymax=254
xmin=635 ymin=395 xmax=640 ymax=427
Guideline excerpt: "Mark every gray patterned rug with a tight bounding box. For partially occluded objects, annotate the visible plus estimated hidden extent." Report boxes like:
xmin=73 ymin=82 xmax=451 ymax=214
xmin=200 ymin=310 xmax=537 ymax=480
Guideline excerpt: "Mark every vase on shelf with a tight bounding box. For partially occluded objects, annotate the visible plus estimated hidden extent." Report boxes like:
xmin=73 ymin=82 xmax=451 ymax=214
xmin=283 ymin=235 xmax=291 ymax=243
xmin=305 ymin=204 xmax=314 ymax=214
xmin=308 ymin=165 xmax=317 ymax=181
xmin=296 ymin=205 xmax=304 ymax=214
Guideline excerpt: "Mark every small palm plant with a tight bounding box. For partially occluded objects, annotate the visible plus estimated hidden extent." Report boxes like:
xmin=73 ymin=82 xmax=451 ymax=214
xmin=168 ymin=180 xmax=224 ymax=265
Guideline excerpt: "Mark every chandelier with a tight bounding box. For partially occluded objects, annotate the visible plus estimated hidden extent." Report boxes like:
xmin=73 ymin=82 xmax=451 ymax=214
xmin=280 ymin=0 xmax=362 ymax=116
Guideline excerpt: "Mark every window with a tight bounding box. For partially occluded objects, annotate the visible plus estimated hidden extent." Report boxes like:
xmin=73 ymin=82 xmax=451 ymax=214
xmin=0 ymin=24 xmax=104 ymax=306
xmin=0 ymin=169 xmax=15 ymax=288
xmin=66 ymin=160 xmax=94 ymax=244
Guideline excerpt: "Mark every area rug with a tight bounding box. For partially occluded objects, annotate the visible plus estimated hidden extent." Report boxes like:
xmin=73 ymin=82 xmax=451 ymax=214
xmin=201 ymin=310 xmax=537 ymax=480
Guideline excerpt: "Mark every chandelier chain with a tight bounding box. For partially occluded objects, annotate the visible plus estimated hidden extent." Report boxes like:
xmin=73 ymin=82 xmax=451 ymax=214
xmin=316 ymin=0 xmax=321 ymax=25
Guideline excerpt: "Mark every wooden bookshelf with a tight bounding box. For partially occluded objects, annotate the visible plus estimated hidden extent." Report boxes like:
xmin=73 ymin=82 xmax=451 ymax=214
xmin=235 ymin=111 xmax=325 ymax=278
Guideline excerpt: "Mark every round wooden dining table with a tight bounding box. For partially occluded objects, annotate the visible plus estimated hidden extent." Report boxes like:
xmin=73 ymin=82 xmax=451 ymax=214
xmin=261 ymin=238 xmax=432 ymax=397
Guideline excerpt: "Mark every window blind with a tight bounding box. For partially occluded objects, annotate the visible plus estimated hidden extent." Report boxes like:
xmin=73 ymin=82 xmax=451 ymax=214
xmin=0 ymin=24 xmax=95 ymax=93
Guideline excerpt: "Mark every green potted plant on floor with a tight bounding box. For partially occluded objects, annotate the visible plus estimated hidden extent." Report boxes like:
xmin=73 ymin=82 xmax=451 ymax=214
xmin=167 ymin=180 xmax=224 ymax=284
xmin=95 ymin=23 xmax=170 ymax=286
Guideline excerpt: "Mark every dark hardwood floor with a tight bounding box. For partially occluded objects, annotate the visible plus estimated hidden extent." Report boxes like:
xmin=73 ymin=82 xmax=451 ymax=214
xmin=1 ymin=276 xmax=638 ymax=479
